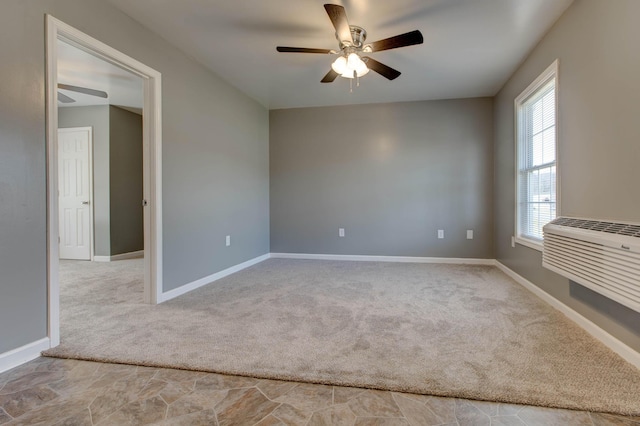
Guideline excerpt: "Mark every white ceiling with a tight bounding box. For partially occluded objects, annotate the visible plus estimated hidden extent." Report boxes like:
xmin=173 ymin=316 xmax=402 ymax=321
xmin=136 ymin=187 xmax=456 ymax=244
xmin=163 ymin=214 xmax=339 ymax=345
xmin=57 ymin=39 xmax=143 ymax=111
xmin=105 ymin=0 xmax=572 ymax=110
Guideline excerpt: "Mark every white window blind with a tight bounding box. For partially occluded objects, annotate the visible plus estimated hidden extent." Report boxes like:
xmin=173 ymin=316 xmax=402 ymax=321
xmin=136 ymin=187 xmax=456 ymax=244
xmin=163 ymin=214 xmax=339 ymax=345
xmin=515 ymin=61 xmax=558 ymax=247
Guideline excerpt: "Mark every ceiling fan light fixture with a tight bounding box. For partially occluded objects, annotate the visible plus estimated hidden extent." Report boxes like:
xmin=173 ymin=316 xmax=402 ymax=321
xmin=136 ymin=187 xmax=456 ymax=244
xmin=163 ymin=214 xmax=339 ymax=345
xmin=353 ymin=55 xmax=369 ymax=77
xmin=346 ymin=53 xmax=361 ymax=70
xmin=331 ymin=56 xmax=347 ymax=74
xmin=342 ymin=67 xmax=369 ymax=79
xmin=332 ymin=53 xmax=369 ymax=79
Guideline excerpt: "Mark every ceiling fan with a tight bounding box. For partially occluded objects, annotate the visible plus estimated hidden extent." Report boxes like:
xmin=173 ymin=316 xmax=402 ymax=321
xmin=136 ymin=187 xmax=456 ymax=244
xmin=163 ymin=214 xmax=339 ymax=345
xmin=57 ymin=83 xmax=108 ymax=104
xmin=276 ymin=4 xmax=424 ymax=84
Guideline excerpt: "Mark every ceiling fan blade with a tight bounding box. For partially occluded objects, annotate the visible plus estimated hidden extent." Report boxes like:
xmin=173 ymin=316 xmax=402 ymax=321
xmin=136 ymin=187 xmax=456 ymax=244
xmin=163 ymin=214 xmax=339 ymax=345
xmin=324 ymin=4 xmax=353 ymax=45
xmin=321 ymin=69 xmax=339 ymax=83
xmin=368 ymin=30 xmax=424 ymax=52
xmin=57 ymin=92 xmax=76 ymax=103
xmin=362 ymin=57 xmax=401 ymax=80
xmin=58 ymin=83 xmax=108 ymax=99
xmin=276 ymin=46 xmax=333 ymax=54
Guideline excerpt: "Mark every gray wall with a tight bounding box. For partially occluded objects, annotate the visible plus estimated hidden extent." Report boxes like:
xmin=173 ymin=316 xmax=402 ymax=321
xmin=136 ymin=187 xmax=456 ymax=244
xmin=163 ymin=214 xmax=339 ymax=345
xmin=58 ymin=106 xmax=111 ymax=256
xmin=109 ymin=106 xmax=143 ymax=256
xmin=0 ymin=0 xmax=269 ymax=354
xmin=493 ymin=0 xmax=640 ymax=351
xmin=270 ymin=99 xmax=494 ymax=258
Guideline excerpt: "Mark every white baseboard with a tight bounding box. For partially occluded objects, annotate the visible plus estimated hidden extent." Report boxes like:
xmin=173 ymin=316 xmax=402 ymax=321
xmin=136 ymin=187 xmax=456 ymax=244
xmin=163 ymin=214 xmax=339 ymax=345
xmin=495 ymin=261 xmax=640 ymax=370
xmin=0 ymin=338 xmax=50 ymax=374
xmin=94 ymin=250 xmax=144 ymax=262
xmin=270 ymin=252 xmax=495 ymax=265
xmin=111 ymin=250 xmax=144 ymax=261
xmin=159 ymin=253 xmax=271 ymax=303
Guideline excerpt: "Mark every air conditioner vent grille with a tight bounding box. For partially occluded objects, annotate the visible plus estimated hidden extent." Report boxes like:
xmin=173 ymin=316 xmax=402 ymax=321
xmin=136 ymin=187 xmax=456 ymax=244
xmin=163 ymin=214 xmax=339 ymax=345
xmin=549 ymin=217 xmax=640 ymax=238
xmin=543 ymin=217 xmax=640 ymax=313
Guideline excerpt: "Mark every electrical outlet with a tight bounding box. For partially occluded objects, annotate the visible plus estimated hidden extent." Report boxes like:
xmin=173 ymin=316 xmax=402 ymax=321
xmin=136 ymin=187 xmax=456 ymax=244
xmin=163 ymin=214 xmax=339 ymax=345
xmin=339 ymin=228 xmax=345 ymax=237
xmin=467 ymin=230 xmax=473 ymax=240
xmin=226 ymin=235 xmax=231 ymax=246
xmin=437 ymin=230 xmax=444 ymax=239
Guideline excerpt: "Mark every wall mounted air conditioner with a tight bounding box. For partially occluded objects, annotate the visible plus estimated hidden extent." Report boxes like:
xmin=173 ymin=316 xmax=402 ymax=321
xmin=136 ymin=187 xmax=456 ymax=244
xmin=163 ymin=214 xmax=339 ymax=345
xmin=542 ymin=217 xmax=640 ymax=313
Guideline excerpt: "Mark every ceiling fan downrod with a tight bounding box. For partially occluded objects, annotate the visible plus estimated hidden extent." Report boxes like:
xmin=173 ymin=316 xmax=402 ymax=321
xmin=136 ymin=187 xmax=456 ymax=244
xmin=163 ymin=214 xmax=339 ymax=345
xmin=341 ymin=26 xmax=367 ymax=49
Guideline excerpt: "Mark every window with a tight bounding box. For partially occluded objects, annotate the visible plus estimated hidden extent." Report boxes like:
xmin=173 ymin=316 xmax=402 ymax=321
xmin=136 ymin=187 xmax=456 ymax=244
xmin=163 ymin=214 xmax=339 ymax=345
xmin=515 ymin=60 xmax=558 ymax=250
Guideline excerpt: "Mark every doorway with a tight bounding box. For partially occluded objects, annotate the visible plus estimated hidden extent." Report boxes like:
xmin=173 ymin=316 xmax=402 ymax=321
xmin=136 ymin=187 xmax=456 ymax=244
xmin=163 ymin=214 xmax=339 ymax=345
xmin=46 ymin=15 xmax=163 ymax=348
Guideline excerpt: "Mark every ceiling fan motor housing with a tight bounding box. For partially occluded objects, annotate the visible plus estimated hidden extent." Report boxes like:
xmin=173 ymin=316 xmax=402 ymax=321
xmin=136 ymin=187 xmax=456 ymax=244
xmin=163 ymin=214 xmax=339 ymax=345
xmin=339 ymin=25 xmax=367 ymax=49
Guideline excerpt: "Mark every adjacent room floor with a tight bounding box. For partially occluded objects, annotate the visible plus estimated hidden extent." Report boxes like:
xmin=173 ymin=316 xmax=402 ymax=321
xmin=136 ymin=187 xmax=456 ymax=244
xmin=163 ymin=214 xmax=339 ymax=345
xmin=1 ymin=356 xmax=637 ymax=425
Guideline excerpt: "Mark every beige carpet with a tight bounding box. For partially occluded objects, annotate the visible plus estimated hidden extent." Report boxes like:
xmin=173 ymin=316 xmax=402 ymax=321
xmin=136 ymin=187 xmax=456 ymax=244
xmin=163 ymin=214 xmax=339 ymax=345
xmin=44 ymin=258 xmax=640 ymax=415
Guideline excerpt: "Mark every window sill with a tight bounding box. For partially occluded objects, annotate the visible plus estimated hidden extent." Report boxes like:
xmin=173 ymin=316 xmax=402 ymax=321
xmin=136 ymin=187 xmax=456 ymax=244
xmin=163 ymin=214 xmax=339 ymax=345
xmin=515 ymin=236 xmax=543 ymax=252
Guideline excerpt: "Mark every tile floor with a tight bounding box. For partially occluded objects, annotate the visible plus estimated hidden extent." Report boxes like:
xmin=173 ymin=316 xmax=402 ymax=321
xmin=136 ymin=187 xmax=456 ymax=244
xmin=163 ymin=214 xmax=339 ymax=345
xmin=0 ymin=357 xmax=638 ymax=425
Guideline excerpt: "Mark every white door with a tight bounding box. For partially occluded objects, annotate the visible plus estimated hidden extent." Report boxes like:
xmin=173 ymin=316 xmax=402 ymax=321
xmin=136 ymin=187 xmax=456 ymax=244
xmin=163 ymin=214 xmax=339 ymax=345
xmin=58 ymin=127 xmax=93 ymax=260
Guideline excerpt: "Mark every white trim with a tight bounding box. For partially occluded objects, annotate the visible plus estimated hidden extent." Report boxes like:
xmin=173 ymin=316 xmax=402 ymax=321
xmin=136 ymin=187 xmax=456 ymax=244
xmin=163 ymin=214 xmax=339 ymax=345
xmin=514 ymin=236 xmax=543 ymax=252
xmin=515 ymin=59 xmax=559 ymax=104
xmin=57 ymin=126 xmax=94 ymax=261
xmin=0 ymin=338 xmax=50 ymax=374
xmin=93 ymin=250 xmax=145 ymax=262
xmin=494 ymin=260 xmax=640 ymax=370
xmin=270 ymin=253 xmax=495 ymax=265
xmin=46 ymin=15 xmax=163 ymax=351
xmin=46 ymin=15 xmax=61 ymax=348
xmin=514 ymin=59 xmax=560 ymax=247
xmin=159 ymin=254 xmax=271 ymax=302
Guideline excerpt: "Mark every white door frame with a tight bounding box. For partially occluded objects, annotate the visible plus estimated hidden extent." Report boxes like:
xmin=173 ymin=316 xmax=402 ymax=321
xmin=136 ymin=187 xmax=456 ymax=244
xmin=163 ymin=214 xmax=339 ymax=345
xmin=57 ymin=126 xmax=94 ymax=261
xmin=46 ymin=15 xmax=163 ymax=348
